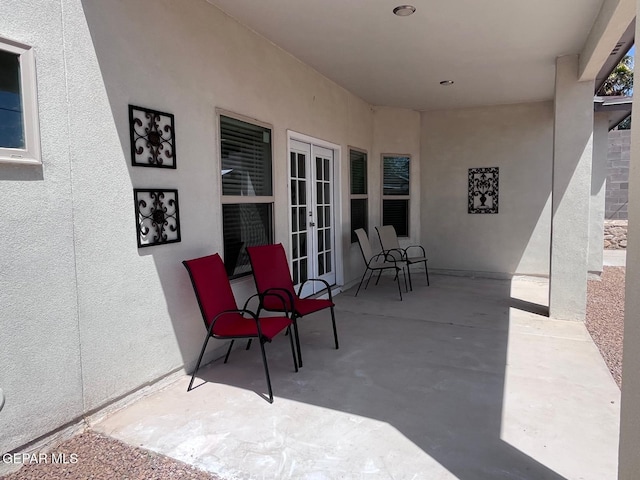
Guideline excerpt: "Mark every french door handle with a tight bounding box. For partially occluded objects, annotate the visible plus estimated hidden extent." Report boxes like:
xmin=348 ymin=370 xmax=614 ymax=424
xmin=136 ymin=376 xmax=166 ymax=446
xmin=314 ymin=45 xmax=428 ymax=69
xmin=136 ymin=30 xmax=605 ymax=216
xmin=309 ymin=222 xmax=316 ymax=227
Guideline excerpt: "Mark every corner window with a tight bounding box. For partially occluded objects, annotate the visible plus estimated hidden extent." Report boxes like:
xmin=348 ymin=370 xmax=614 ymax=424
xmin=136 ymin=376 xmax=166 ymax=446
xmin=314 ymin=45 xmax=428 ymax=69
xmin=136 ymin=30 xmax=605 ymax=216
xmin=382 ymin=155 xmax=410 ymax=237
xmin=0 ymin=37 xmax=40 ymax=164
xmin=350 ymin=148 xmax=368 ymax=243
xmin=219 ymin=114 xmax=273 ymax=278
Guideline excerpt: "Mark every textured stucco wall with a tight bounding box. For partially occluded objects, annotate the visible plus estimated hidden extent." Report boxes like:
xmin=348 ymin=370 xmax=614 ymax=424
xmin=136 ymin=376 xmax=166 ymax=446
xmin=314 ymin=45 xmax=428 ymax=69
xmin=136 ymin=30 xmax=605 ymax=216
xmin=1 ymin=0 xmax=378 ymax=453
xmin=0 ymin=1 xmax=84 ymax=454
xmin=420 ymin=102 xmax=553 ymax=276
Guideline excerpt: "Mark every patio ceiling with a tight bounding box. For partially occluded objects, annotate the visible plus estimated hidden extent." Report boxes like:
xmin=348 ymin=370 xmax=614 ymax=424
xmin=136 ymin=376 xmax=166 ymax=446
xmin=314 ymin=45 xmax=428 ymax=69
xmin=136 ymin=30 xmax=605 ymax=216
xmin=206 ymin=0 xmax=625 ymax=111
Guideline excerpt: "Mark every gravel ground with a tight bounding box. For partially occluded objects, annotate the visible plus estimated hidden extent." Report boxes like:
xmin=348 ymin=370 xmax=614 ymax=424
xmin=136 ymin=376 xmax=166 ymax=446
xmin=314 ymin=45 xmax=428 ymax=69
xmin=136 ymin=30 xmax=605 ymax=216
xmin=1 ymin=431 xmax=219 ymax=480
xmin=2 ymin=269 xmax=625 ymax=479
xmin=586 ymin=266 xmax=625 ymax=388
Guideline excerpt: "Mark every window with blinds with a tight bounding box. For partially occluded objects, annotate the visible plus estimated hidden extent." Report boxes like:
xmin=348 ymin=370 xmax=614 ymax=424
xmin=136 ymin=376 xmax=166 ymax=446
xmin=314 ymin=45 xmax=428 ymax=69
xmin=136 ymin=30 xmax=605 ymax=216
xmin=0 ymin=37 xmax=40 ymax=164
xmin=350 ymin=148 xmax=368 ymax=243
xmin=382 ymin=155 xmax=410 ymax=237
xmin=220 ymin=114 xmax=274 ymax=278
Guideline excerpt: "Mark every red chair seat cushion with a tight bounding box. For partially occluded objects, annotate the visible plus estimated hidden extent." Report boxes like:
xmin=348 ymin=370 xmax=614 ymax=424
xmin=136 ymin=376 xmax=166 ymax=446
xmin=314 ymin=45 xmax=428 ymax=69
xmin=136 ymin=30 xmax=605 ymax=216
xmin=262 ymin=295 xmax=334 ymax=317
xmin=213 ymin=312 xmax=291 ymax=341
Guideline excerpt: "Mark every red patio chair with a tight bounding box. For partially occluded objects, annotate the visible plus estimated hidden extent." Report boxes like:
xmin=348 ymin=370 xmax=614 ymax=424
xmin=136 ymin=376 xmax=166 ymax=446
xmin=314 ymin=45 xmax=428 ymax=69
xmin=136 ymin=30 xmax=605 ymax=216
xmin=246 ymin=243 xmax=339 ymax=368
xmin=183 ymin=253 xmax=298 ymax=403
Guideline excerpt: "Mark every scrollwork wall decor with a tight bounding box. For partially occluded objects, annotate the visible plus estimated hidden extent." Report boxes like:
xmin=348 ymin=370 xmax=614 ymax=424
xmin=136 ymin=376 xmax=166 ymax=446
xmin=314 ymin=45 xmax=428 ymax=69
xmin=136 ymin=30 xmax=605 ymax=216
xmin=134 ymin=189 xmax=181 ymax=248
xmin=468 ymin=167 xmax=499 ymax=214
xmin=129 ymin=105 xmax=176 ymax=168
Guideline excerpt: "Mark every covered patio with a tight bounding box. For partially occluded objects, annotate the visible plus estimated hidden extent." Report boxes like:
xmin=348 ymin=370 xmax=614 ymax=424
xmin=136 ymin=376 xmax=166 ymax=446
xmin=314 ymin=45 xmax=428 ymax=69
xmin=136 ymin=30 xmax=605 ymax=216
xmin=93 ymin=274 xmax=620 ymax=480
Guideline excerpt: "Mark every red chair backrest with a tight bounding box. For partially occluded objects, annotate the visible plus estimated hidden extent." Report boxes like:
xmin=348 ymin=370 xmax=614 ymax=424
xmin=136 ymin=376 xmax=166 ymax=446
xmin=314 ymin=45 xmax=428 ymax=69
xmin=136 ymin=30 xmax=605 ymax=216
xmin=183 ymin=253 xmax=237 ymax=328
xmin=247 ymin=244 xmax=296 ymax=297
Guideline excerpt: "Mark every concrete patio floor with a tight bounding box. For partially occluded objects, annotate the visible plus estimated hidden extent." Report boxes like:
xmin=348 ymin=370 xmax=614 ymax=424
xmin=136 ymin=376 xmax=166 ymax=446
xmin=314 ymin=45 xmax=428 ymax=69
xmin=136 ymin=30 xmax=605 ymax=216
xmin=93 ymin=273 xmax=620 ymax=480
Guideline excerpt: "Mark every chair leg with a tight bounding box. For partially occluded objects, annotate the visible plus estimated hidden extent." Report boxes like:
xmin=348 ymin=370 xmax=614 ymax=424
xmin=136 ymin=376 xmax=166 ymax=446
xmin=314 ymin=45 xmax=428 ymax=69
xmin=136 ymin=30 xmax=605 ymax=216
xmin=223 ymin=339 xmax=235 ymax=364
xmin=330 ymin=306 xmax=339 ymax=349
xmin=364 ymin=269 xmax=375 ymax=289
xmin=188 ymin=334 xmax=212 ymax=392
xmin=246 ymin=339 xmax=252 ymax=350
xmin=395 ymin=268 xmax=403 ymax=301
xmin=287 ymin=326 xmax=299 ymax=372
xmin=375 ymin=269 xmax=383 ymax=285
xmin=406 ymin=264 xmax=413 ymax=291
xmin=258 ymin=338 xmax=274 ymax=403
xmin=425 ymin=260 xmax=430 ymax=286
xmin=355 ymin=269 xmax=369 ymax=297
xmin=292 ymin=317 xmax=303 ymax=368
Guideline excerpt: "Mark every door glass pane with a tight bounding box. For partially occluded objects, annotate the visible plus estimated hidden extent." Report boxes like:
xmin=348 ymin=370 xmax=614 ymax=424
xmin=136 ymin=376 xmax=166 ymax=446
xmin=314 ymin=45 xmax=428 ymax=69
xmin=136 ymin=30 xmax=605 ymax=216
xmin=291 ymin=180 xmax=297 ymax=205
xmin=316 ymin=158 xmax=323 ymax=181
xmin=300 ymin=232 xmax=307 ymax=256
xmin=326 ymin=252 xmax=332 ymax=273
xmin=291 ymin=207 xmax=298 ymax=232
xmin=318 ymin=252 xmax=325 ymax=275
xmin=324 ymin=158 xmax=330 ymax=181
xmin=317 ymin=181 xmax=323 ymax=204
xmin=299 ymin=209 xmax=305 ymax=233
xmin=300 ymin=258 xmax=308 ymax=283
xmin=292 ymin=233 xmax=298 ymax=259
xmin=318 ymin=230 xmax=324 ymax=251
xmin=325 ymin=229 xmax=330 ymax=249
xmin=299 ymin=180 xmax=306 ymax=205
xmin=298 ymin=153 xmax=305 ymax=177
xmin=324 ymin=184 xmax=330 ymax=205
xmin=0 ymin=49 xmax=25 ymax=149
xmin=317 ymin=206 xmax=323 ymax=228
xmin=293 ymin=260 xmax=299 ymax=285
xmin=383 ymin=156 xmax=410 ymax=196
xmin=325 ymin=206 xmax=330 ymax=227
xmin=290 ymin=152 xmax=296 ymax=177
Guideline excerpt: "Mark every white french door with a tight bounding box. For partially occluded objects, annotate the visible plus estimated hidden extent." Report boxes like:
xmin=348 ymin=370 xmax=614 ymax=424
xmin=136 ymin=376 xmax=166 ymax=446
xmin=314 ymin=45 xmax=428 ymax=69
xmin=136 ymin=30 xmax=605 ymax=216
xmin=289 ymin=139 xmax=336 ymax=297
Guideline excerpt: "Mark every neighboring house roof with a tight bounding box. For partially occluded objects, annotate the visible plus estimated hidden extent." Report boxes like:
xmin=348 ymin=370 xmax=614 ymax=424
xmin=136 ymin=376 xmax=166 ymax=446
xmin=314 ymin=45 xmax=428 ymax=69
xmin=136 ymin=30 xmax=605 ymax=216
xmin=594 ymin=95 xmax=633 ymax=129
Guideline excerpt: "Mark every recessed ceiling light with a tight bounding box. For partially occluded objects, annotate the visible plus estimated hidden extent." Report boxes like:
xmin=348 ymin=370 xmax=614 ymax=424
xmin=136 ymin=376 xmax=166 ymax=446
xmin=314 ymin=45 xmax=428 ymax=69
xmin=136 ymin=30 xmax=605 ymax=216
xmin=393 ymin=5 xmax=416 ymax=16
xmin=440 ymin=80 xmax=455 ymax=86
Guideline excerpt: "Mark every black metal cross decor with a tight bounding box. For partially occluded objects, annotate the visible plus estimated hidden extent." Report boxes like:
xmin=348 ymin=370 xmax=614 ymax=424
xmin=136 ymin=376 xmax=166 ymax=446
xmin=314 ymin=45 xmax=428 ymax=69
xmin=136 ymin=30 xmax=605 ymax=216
xmin=129 ymin=105 xmax=176 ymax=168
xmin=134 ymin=189 xmax=181 ymax=248
xmin=468 ymin=167 xmax=499 ymax=214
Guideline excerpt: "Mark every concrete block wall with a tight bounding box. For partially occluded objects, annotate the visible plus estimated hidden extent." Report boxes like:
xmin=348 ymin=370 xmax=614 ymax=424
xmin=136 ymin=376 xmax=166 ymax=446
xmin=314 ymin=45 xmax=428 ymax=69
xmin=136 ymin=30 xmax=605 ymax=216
xmin=606 ymin=129 xmax=631 ymax=219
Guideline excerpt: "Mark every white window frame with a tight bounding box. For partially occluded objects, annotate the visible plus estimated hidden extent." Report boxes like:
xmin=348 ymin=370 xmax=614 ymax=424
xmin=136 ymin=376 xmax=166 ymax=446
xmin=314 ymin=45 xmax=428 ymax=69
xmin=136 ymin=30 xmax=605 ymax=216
xmin=381 ymin=153 xmax=411 ymax=237
xmin=217 ymin=109 xmax=274 ymax=278
xmin=0 ymin=36 xmax=41 ymax=165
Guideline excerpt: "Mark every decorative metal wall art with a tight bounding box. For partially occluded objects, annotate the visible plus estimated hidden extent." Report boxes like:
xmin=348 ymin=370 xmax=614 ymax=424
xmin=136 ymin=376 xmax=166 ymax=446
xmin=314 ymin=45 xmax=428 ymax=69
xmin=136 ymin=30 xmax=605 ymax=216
xmin=129 ymin=105 xmax=176 ymax=168
xmin=468 ymin=167 xmax=499 ymax=214
xmin=134 ymin=189 xmax=181 ymax=248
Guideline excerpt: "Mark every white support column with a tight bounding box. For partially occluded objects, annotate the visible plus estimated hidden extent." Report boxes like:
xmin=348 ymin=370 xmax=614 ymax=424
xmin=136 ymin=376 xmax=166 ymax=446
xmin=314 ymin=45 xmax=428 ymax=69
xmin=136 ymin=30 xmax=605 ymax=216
xmin=618 ymin=8 xmax=640 ymax=476
xmin=549 ymin=55 xmax=594 ymax=320
xmin=588 ymin=112 xmax=610 ymax=274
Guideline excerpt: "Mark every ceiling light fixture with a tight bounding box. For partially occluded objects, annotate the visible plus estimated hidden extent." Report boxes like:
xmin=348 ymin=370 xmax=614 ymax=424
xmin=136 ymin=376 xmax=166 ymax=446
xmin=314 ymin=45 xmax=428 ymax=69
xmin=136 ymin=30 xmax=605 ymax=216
xmin=440 ymin=80 xmax=455 ymax=86
xmin=393 ymin=5 xmax=416 ymax=16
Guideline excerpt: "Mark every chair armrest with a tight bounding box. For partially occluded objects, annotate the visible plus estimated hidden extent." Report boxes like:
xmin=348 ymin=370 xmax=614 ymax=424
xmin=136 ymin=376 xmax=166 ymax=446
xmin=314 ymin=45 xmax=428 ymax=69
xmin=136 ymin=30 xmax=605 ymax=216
xmin=259 ymin=287 xmax=294 ymax=317
xmin=382 ymin=248 xmax=407 ymax=262
xmin=297 ymin=278 xmax=333 ymax=301
xmin=367 ymin=252 xmax=400 ymax=270
xmin=209 ymin=308 xmax=263 ymax=337
xmin=405 ymin=245 xmax=426 ymax=257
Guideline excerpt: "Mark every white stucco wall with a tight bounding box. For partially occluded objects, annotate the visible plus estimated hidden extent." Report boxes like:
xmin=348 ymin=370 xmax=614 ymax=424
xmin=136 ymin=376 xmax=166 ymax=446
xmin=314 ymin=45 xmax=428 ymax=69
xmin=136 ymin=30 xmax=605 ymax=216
xmin=1 ymin=0 xmax=378 ymax=453
xmin=0 ymin=2 xmax=84 ymax=453
xmin=420 ymin=102 xmax=553 ymax=276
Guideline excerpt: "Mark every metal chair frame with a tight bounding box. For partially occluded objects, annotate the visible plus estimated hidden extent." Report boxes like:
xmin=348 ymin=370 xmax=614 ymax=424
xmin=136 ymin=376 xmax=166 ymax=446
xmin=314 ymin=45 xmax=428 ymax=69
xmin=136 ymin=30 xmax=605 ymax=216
xmin=375 ymin=225 xmax=430 ymax=290
xmin=247 ymin=244 xmax=339 ymax=368
xmin=183 ymin=254 xmax=298 ymax=403
xmin=354 ymin=228 xmax=406 ymax=300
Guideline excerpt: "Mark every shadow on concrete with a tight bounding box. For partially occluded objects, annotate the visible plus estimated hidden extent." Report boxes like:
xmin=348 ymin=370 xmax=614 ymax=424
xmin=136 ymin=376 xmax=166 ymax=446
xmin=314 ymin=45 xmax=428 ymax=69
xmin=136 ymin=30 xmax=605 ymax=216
xmin=190 ymin=275 xmax=566 ymax=479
